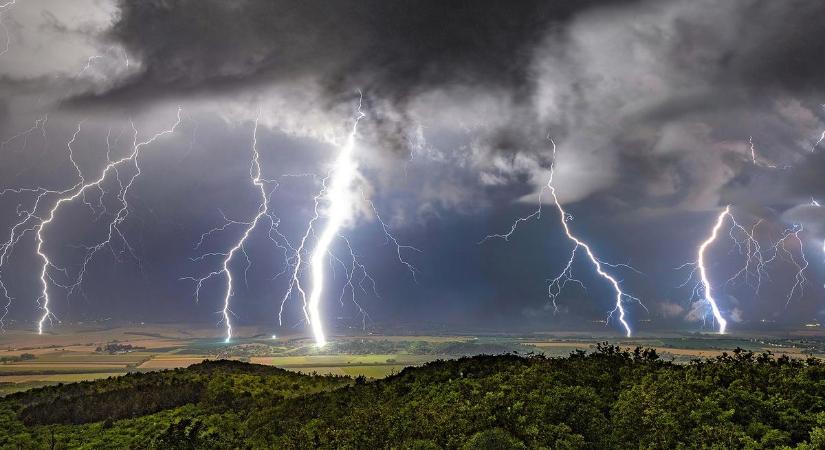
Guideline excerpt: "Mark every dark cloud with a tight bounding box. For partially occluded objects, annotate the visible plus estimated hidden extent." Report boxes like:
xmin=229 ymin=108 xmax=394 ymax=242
xmin=54 ymin=0 xmax=825 ymax=204
xmin=719 ymin=1 xmax=825 ymax=92
xmin=87 ymin=0 xmax=630 ymax=105
xmin=531 ymin=0 xmax=825 ymax=212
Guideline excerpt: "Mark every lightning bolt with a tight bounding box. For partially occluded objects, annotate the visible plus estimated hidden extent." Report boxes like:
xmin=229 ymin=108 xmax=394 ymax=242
xmin=77 ymin=55 xmax=103 ymax=78
xmin=481 ymin=138 xmax=643 ymax=337
xmin=745 ymin=136 xmax=795 ymax=170
xmin=0 ymin=109 xmax=182 ymax=334
xmin=813 ymin=131 xmax=825 ymax=152
xmin=809 ymin=197 xmax=825 ymax=287
xmin=278 ymin=94 xmax=419 ymax=346
xmin=36 ymin=111 xmax=183 ymax=334
xmin=0 ymin=276 xmax=11 ymax=332
xmin=813 ymin=106 xmax=825 ymax=152
xmin=366 ymin=199 xmax=421 ymax=282
xmin=291 ymin=100 xmax=365 ymax=347
xmin=679 ymin=206 xmax=810 ymax=333
xmin=0 ymin=123 xmax=90 ymax=331
xmin=692 ymin=206 xmax=730 ymax=334
xmin=181 ymin=111 xmax=284 ymax=342
xmin=724 ymin=216 xmax=809 ymax=303
xmin=777 ymin=224 xmax=809 ymax=305
xmin=1 ymin=115 xmax=48 ymax=154
xmin=749 ymin=136 xmax=757 ymax=165
xmin=0 ymin=0 xmax=15 ymax=58
xmin=1 ymin=93 xmax=413 ymax=341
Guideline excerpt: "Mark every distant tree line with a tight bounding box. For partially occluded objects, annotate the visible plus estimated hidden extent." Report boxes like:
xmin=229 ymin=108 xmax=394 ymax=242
xmin=95 ymin=342 xmax=146 ymax=354
xmin=0 ymin=353 xmax=35 ymax=364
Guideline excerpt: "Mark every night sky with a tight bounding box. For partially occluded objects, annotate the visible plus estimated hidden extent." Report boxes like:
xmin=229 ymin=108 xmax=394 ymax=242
xmin=1 ymin=0 xmax=825 ymax=336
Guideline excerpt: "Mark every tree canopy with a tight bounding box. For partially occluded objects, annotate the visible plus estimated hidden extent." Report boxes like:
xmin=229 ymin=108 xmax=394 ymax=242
xmin=1 ymin=345 xmax=824 ymax=449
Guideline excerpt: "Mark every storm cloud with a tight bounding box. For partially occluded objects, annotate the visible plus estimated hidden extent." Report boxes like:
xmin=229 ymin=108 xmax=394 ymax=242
xmin=1 ymin=0 xmax=825 ymax=333
xmin=96 ymin=1 xmax=628 ymax=102
xmin=9 ymin=0 xmax=825 ymax=209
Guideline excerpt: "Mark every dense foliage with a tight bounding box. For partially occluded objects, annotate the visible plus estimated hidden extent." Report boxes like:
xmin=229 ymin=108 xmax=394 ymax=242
xmin=1 ymin=345 xmax=824 ymax=449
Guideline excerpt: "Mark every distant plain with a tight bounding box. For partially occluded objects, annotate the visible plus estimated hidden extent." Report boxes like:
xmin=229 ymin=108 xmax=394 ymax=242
xmin=2 ymin=323 xmax=823 ymax=395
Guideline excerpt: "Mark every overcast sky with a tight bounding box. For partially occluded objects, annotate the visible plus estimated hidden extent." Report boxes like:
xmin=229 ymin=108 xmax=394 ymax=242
xmin=1 ymin=0 xmax=825 ymax=336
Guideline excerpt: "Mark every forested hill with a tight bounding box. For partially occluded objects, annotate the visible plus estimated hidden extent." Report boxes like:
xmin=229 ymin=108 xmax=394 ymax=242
xmin=2 ymin=345 xmax=825 ymax=449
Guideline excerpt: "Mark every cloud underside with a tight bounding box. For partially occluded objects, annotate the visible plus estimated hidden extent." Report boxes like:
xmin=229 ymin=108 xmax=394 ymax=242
xmin=56 ymin=0 xmax=822 ymax=215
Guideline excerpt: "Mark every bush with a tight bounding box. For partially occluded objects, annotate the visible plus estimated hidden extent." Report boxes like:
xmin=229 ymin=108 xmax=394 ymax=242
xmin=463 ymin=428 xmax=527 ymax=450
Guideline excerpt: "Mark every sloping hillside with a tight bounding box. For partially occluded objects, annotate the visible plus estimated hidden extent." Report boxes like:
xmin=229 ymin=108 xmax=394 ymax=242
xmin=1 ymin=345 xmax=824 ymax=449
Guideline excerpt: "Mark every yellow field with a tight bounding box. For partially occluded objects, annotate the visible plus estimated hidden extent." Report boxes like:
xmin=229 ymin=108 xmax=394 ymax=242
xmin=0 ymin=372 xmax=124 ymax=383
xmin=137 ymin=356 xmax=214 ymax=369
xmin=523 ymin=342 xmax=592 ymax=348
xmin=0 ymin=364 xmax=128 ymax=372
xmin=131 ymin=353 xmax=440 ymax=375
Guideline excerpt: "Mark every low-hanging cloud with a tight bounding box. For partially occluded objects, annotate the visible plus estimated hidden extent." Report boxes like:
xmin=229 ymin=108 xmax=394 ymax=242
xmin=13 ymin=0 xmax=814 ymax=213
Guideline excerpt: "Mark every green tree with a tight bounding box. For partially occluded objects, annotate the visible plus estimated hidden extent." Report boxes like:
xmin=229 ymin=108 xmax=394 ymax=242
xmin=463 ymin=428 xmax=527 ymax=450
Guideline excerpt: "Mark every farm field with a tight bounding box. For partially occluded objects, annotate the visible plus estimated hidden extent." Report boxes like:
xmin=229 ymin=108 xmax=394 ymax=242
xmin=2 ymin=323 xmax=824 ymax=394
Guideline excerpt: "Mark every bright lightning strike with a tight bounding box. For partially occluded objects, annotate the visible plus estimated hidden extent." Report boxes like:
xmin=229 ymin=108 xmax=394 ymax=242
xmin=279 ymin=94 xmax=419 ymax=347
xmin=301 ymin=100 xmax=365 ymax=347
xmin=693 ymin=206 xmax=731 ymax=334
xmin=809 ymin=197 xmax=825 ymax=286
xmin=481 ymin=138 xmax=643 ymax=337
